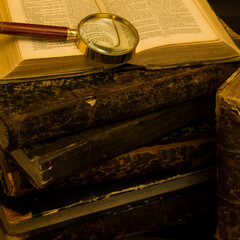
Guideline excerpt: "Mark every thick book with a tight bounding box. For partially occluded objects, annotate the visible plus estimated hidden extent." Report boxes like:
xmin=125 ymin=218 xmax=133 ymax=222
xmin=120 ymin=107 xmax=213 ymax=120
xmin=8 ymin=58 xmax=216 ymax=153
xmin=0 ymin=0 xmax=239 ymax=80
xmin=9 ymin=96 xmax=215 ymax=190
xmin=0 ymin=62 xmax=239 ymax=152
xmin=0 ymin=168 xmax=217 ymax=240
xmin=216 ymin=67 xmax=240 ymax=240
xmin=0 ymin=118 xmax=216 ymax=196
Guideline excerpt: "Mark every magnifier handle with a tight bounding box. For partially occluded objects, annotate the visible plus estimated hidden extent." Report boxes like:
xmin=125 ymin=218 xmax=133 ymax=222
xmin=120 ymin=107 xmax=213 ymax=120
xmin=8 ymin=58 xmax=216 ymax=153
xmin=0 ymin=22 xmax=77 ymax=40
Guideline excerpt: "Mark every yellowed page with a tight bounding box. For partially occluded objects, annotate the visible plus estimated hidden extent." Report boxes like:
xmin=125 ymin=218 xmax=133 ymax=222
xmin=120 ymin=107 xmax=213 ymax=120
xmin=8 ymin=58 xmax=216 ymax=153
xmin=6 ymin=0 xmax=100 ymax=60
xmin=96 ymin=0 xmax=218 ymax=53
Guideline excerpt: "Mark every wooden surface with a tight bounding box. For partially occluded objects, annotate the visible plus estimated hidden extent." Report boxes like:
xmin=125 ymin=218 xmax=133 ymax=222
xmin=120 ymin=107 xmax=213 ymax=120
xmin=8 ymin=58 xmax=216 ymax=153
xmin=0 ymin=63 xmax=239 ymax=151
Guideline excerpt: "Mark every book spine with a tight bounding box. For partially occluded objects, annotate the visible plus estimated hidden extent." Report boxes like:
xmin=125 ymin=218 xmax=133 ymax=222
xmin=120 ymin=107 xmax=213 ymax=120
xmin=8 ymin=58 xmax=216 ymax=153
xmin=10 ymin=95 xmax=216 ymax=189
xmin=2 ymin=136 xmax=216 ymax=196
xmin=0 ymin=63 xmax=239 ymax=151
xmin=25 ymin=175 xmax=217 ymax=240
xmin=216 ymin=83 xmax=240 ymax=240
xmin=56 ymin=137 xmax=216 ymax=188
xmin=4 ymin=118 xmax=216 ymax=196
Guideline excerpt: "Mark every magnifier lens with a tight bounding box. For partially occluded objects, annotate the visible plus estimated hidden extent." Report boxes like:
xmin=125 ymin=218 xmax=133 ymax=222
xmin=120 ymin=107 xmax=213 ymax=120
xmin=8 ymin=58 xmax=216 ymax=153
xmin=77 ymin=14 xmax=139 ymax=63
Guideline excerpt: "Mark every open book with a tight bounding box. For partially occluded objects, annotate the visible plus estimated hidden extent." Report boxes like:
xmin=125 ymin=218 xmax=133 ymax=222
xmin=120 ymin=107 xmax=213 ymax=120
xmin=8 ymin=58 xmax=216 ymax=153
xmin=0 ymin=0 xmax=239 ymax=80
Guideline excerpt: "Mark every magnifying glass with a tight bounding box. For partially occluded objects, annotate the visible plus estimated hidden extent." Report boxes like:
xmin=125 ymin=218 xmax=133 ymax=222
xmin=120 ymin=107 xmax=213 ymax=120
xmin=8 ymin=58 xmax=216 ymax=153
xmin=0 ymin=13 xmax=139 ymax=64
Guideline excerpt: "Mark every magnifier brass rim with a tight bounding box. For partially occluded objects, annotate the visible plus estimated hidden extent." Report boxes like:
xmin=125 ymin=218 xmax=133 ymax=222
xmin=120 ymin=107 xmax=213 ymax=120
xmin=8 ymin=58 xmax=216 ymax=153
xmin=76 ymin=13 xmax=139 ymax=64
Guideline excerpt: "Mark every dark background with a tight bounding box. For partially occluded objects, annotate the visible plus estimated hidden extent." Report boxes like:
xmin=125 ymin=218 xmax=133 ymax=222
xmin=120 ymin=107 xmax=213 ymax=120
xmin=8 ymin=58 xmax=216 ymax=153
xmin=208 ymin=0 xmax=240 ymax=34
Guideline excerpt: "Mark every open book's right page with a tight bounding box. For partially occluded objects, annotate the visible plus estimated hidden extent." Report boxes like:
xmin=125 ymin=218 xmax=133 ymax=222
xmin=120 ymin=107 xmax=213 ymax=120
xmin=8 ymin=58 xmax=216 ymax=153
xmin=96 ymin=0 xmax=216 ymax=51
xmin=96 ymin=0 xmax=240 ymax=67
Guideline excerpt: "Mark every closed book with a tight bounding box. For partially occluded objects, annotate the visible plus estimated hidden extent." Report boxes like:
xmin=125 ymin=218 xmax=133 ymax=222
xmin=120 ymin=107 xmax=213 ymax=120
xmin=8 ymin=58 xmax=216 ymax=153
xmin=1 ymin=118 xmax=216 ymax=196
xmin=9 ymin=96 xmax=215 ymax=190
xmin=216 ymin=68 xmax=240 ymax=240
xmin=0 ymin=63 xmax=239 ymax=152
xmin=0 ymin=168 xmax=216 ymax=240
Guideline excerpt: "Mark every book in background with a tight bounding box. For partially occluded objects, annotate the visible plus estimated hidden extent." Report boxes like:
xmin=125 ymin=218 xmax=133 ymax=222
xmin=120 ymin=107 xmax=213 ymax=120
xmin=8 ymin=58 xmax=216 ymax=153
xmin=216 ymin=67 xmax=240 ymax=240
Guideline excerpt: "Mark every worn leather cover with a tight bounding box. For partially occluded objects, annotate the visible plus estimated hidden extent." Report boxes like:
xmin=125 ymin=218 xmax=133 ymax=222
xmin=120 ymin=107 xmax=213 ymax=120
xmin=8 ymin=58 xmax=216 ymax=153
xmin=1 ymin=118 xmax=216 ymax=196
xmin=216 ymin=68 xmax=240 ymax=240
xmin=0 ymin=63 xmax=239 ymax=151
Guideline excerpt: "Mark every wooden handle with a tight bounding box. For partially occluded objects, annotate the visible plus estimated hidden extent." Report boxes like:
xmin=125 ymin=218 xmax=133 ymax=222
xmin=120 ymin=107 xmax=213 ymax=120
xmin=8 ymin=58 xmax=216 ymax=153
xmin=0 ymin=22 xmax=68 ymax=40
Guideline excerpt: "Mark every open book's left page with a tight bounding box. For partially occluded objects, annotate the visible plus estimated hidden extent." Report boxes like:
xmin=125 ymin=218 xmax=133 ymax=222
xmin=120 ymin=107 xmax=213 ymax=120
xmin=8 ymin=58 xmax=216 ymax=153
xmin=96 ymin=0 xmax=240 ymax=67
xmin=6 ymin=0 xmax=100 ymax=60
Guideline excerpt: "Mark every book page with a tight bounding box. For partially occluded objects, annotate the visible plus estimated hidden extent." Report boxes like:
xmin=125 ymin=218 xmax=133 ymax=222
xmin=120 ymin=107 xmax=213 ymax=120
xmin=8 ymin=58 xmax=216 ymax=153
xmin=6 ymin=0 xmax=100 ymax=59
xmin=96 ymin=0 xmax=218 ymax=52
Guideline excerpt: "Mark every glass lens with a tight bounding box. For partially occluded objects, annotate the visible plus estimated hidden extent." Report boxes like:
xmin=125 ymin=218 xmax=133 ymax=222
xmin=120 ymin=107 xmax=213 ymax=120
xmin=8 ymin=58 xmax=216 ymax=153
xmin=79 ymin=16 xmax=138 ymax=56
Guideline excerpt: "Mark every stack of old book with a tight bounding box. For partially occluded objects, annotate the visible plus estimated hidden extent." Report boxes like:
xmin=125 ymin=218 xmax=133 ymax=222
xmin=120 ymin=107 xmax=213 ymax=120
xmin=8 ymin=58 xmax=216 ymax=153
xmin=0 ymin=0 xmax=240 ymax=239
xmin=1 ymin=66 xmax=240 ymax=240
xmin=2 ymin=63 xmax=240 ymax=240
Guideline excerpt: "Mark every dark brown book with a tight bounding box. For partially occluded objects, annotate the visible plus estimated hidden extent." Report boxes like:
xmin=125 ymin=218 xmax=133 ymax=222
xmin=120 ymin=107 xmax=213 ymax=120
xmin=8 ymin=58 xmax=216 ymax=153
xmin=9 ymin=96 xmax=216 ymax=190
xmin=0 ymin=63 xmax=239 ymax=152
xmin=0 ymin=118 xmax=216 ymax=196
xmin=0 ymin=168 xmax=216 ymax=240
xmin=216 ymin=67 xmax=240 ymax=240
